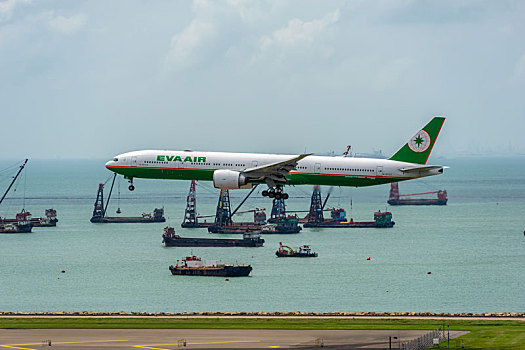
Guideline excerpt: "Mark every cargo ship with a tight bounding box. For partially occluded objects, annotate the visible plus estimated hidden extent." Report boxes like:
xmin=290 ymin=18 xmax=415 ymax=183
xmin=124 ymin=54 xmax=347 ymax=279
xmin=275 ymin=242 xmax=317 ymax=257
xmin=0 ymin=211 xmax=32 ymax=234
xmin=387 ymin=182 xmax=447 ymax=205
xmin=303 ymin=210 xmax=395 ymax=228
xmin=2 ymin=209 xmax=58 ymax=227
xmin=169 ymin=256 xmax=252 ymax=277
xmin=162 ymin=227 xmax=264 ymax=247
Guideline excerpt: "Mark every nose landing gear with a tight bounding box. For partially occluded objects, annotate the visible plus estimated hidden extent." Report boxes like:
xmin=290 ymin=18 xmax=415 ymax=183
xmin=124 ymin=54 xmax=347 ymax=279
xmin=262 ymin=186 xmax=289 ymax=200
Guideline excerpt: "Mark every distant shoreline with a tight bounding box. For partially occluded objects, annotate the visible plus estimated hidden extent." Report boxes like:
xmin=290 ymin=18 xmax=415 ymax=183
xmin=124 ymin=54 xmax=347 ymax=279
xmin=1 ymin=311 xmax=523 ymax=320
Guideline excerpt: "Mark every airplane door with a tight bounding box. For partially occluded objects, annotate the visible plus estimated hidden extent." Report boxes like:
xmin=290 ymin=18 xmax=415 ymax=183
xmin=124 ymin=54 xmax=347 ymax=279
xmin=131 ymin=156 xmax=138 ymax=167
xmin=314 ymin=163 xmax=321 ymax=173
xmin=252 ymin=161 xmax=258 ymax=167
xmin=376 ymin=166 xmax=383 ymax=176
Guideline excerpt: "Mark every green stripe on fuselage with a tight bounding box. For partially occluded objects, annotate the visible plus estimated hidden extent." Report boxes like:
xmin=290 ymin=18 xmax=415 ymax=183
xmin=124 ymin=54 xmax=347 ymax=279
xmin=107 ymin=166 xmax=407 ymax=187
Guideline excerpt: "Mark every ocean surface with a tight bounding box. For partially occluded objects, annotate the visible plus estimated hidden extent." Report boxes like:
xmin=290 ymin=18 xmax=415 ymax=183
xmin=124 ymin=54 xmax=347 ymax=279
xmin=0 ymin=157 xmax=524 ymax=313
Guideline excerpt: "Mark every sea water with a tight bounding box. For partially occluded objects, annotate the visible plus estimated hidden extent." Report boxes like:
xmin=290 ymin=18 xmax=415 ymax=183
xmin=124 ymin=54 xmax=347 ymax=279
xmin=0 ymin=157 xmax=523 ymax=313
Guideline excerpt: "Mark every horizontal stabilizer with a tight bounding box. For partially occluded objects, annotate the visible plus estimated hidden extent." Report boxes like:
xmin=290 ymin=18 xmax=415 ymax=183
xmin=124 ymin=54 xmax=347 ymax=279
xmin=400 ymin=165 xmax=447 ymax=173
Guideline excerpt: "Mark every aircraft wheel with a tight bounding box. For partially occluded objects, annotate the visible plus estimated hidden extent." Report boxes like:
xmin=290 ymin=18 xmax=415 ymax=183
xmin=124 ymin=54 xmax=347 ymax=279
xmin=268 ymin=191 xmax=275 ymax=198
xmin=262 ymin=190 xmax=269 ymax=197
xmin=283 ymin=193 xmax=289 ymax=200
xmin=128 ymin=185 xmax=135 ymax=191
xmin=275 ymin=193 xmax=282 ymax=200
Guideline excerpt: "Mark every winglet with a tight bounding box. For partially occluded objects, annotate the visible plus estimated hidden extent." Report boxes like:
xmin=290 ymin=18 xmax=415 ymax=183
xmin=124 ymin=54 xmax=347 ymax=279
xmin=389 ymin=117 xmax=445 ymax=165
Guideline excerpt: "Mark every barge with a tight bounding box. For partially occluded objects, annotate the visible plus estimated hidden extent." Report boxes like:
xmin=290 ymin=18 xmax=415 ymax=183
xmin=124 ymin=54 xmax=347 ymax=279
xmin=169 ymin=256 xmax=252 ymax=277
xmin=162 ymin=227 xmax=264 ymax=247
xmin=276 ymin=242 xmax=317 ymax=257
xmin=90 ymin=208 xmax=166 ymax=223
xmin=303 ymin=210 xmax=395 ymax=228
xmin=2 ymin=209 xmax=58 ymax=227
xmin=90 ymin=179 xmax=166 ymax=223
xmin=388 ymin=182 xmax=447 ymax=205
xmin=0 ymin=212 xmax=32 ymax=234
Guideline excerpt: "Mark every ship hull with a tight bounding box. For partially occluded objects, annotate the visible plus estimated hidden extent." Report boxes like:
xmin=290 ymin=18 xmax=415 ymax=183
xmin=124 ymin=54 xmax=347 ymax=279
xmin=163 ymin=236 xmax=264 ymax=247
xmin=303 ymin=221 xmax=394 ymax=228
xmin=275 ymin=252 xmax=317 ymax=258
xmin=0 ymin=223 xmax=33 ymax=234
xmin=90 ymin=217 xmax=166 ymax=223
xmin=169 ymin=265 xmax=252 ymax=277
xmin=388 ymin=199 xmax=447 ymax=206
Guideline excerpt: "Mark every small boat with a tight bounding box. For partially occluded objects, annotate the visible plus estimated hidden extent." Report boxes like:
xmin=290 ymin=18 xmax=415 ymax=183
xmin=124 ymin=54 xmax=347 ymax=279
xmin=169 ymin=256 xmax=252 ymax=277
xmin=275 ymin=242 xmax=318 ymax=257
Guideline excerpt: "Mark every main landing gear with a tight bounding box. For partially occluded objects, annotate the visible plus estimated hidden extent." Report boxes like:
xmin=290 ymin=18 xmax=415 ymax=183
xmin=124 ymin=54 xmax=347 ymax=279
xmin=127 ymin=177 xmax=135 ymax=191
xmin=262 ymin=186 xmax=289 ymax=200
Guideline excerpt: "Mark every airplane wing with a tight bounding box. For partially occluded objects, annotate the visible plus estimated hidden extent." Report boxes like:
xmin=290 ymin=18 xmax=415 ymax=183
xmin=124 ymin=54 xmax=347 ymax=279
xmin=243 ymin=153 xmax=312 ymax=186
xmin=400 ymin=165 xmax=447 ymax=173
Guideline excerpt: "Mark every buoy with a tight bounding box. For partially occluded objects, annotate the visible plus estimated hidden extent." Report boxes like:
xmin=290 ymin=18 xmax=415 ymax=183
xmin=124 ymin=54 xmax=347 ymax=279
xmin=57 ymin=277 xmax=60 ymax=279
xmin=427 ymin=272 xmax=432 ymax=274
xmin=366 ymin=257 xmax=371 ymax=260
xmin=61 ymin=270 xmax=66 ymax=273
xmin=386 ymin=290 xmax=389 ymax=292
xmin=225 ymin=278 xmax=229 ymax=281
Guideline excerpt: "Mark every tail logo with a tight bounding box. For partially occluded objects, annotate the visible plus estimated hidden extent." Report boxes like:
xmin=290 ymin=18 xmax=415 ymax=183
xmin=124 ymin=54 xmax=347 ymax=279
xmin=408 ymin=129 xmax=431 ymax=153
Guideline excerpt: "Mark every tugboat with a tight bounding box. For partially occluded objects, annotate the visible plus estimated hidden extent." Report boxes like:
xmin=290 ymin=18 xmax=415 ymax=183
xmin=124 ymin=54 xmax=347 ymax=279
xmin=169 ymin=256 xmax=252 ymax=277
xmin=275 ymin=242 xmax=318 ymax=257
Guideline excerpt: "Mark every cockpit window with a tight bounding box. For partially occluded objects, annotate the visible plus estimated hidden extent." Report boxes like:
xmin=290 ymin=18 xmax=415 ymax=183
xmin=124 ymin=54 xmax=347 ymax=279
xmin=113 ymin=158 xmax=118 ymax=161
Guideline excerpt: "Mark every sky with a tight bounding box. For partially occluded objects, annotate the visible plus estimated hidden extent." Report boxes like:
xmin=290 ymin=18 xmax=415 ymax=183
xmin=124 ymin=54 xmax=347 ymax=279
xmin=1 ymin=0 xmax=524 ymax=160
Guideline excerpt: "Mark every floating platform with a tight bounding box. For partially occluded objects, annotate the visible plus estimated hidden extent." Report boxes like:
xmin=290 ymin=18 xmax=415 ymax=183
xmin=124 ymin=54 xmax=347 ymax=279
xmin=162 ymin=227 xmax=264 ymax=247
xmin=303 ymin=211 xmax=394 ymax=228
xmin=169 ymin=256 xmax=252 ymax=277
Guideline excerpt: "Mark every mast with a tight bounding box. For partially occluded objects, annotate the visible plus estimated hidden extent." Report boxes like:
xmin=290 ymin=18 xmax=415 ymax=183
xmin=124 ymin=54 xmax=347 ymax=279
xmin=214 ymin=189 xmax=232 ymax=227
xmin=182 ymin=180 xmax=198 ymax=226
xmin=308 ymin=185 xmax=324 ymax=224
xmin=0 ymin=159 xmax=28 ymax=206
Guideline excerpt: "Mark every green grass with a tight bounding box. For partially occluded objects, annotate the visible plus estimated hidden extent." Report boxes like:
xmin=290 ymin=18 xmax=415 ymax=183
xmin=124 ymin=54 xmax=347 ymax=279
xmin=0 ymin=317 xmax=523 ymax=349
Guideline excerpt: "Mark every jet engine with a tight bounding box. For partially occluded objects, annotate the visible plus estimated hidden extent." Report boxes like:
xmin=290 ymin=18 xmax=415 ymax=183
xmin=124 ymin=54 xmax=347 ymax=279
xmin=212 ymin=170 xmax=252 ymax=189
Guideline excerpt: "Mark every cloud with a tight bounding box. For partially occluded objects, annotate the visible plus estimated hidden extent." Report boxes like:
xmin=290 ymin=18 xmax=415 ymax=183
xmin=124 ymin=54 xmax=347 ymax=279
xmin=255 ymin=9 xmax=340 ymax=61
xmin=47 ymin=13 xmax=87 ymax=35
xmin=0 ymin=0 xmax=31 ymax=22
xmin=165 ymin=19 xmax=215 ymax=71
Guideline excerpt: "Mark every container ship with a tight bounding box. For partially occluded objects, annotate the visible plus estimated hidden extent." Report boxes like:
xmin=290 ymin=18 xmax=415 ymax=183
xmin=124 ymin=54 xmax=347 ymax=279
xmin=162 ymin=227 xmax=264 ymax=247
xmin=169 ymin=256 xmax=252 ymax=277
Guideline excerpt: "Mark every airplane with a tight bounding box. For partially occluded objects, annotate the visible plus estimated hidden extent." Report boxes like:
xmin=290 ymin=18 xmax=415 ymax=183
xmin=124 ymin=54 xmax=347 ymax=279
xmin=105 ymin=117 xmax=446 ymax=199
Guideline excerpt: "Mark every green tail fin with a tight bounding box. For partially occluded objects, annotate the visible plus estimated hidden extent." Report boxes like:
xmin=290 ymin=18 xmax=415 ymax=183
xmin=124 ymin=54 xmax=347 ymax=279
xmin=389 ymin=117 xmax=445 ymax=165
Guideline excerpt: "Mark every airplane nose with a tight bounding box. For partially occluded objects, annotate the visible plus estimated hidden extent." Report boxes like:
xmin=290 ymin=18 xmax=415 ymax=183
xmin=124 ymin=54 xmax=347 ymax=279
xmin=105 ymin=160 xmax=113 ymax=168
